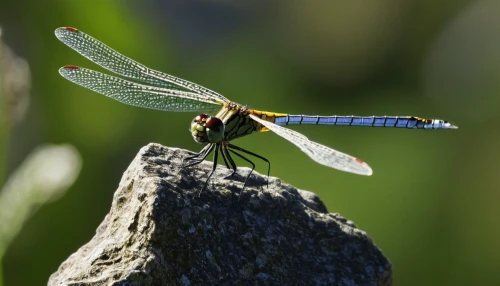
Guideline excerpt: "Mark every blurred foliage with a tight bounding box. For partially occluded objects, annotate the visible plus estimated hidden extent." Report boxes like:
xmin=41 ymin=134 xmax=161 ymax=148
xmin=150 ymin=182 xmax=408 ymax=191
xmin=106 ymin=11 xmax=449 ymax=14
xmin=0 ymin=25 xmax=31 ymax=188
xmin=0 ymin=144 xmax=81 ymax=256
xmin=1 ymin=0 xmax=499 ymax=285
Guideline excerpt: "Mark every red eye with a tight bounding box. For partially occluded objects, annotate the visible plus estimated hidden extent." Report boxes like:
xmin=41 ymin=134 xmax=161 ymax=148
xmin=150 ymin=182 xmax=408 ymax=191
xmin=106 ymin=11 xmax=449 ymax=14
xmin=194 ymin=114 xmax=210 ymax=122
xmin=206 ymin=117 xmax=223 ymax=128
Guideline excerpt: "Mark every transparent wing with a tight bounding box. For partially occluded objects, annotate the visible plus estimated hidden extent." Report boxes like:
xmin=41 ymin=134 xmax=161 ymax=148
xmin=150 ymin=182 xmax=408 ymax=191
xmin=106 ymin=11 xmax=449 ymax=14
xmin=60 ymin=66 xmax=223 ymax=113
xmin=249 ymin=114 xmax=373 ymax=175
xmin=55 ymin=27 xmax=229 ymax=103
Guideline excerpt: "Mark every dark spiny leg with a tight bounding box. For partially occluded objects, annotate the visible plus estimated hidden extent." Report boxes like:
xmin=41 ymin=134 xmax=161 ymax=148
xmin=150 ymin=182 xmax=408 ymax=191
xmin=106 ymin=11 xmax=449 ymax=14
xmin=220 ymin=145 xmax=231 ymax=170
xmin=183 ymin=144 xmax=214 ymax=168
xmin=227 ymin=148 xmax=255 ymax=194
xmin=227 ymin=143 xmax=270 ymax=190
xmin=185 ymin=143 xmax=214 ymax=161
xmin=222 ymin=145 xmax=237 ymax=176
xmin=198 ymin=144 xmax=220 ymax=196
xmin=184 ymin=144 xmax=213 ymax=162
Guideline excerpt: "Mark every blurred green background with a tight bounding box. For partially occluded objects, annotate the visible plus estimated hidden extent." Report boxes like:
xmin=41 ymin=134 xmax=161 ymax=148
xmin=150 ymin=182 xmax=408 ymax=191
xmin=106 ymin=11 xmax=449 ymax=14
xmin=1 ymin=0 xmax=499 ymax=285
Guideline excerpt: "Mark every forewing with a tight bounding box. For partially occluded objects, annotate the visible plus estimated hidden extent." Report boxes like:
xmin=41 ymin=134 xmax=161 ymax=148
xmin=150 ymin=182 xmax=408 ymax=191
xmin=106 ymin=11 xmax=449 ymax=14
xmin=55 ymin=27 xmax=229 ymax=103
xmin=249 ymin=114 xmax=373 ymax=175
xmin=60 ymin=66 xmax=222 ymax=113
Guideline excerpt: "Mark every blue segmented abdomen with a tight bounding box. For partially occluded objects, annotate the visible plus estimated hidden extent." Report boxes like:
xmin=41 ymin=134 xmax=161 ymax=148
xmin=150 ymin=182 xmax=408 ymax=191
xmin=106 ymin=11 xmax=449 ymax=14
xmin=274 ymin=115 xmax=457 ymax=129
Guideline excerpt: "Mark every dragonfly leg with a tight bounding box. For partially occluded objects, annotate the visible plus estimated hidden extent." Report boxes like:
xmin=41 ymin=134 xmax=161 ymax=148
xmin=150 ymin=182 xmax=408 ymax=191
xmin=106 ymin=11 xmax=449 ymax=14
xmin=219 ymin=145 xmax=231 ymax=170
xmin=183 ymin=144 xmax=214 ymax=168
xmin=227 ymin=143 xmax=270 ymax=190
xmin=198 ymin=144 xmax=220 ymax=196
xmin=184 ymin=144 xmax=212 ymax=161
xmin=227 ymin=148 xmax=255 ymax=195
xmin=221 ymin=146 xmax=237 ymax=176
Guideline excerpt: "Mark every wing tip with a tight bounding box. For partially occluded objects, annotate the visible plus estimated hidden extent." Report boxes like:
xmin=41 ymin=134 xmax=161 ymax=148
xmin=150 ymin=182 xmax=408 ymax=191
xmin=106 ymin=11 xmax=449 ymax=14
xmin=355 ymin=158 xmax=373 ymax=176
xmin=55 ymin=27 xmax=79 ymax=38
xmin=58 ymin=66 xmax=81 ymax=77
xmin=61 ymin=65 xmax=80 ymax=69
xmin=364 ymin=166 xmax=373 ymax=176
xmin=55 ymin=27 xmax=78 ymax=32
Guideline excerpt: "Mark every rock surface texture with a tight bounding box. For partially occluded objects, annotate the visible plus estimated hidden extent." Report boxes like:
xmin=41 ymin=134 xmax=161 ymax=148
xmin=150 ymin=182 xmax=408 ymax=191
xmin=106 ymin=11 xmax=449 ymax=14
xmin=49 ymin=143 xmax=392 ymax=285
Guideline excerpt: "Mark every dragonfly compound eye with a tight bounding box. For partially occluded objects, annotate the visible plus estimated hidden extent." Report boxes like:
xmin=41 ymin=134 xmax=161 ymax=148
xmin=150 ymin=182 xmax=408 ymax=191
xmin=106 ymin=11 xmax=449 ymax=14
xmin=190 ymin=114 xmax=210 ymax=144
xmin=190 ymin=114 xmax=224 ymax=144
xmin=194 ymin=114 xmax=209 ymax=121
xmin=205 ymin=117 xmax=225 ymax=143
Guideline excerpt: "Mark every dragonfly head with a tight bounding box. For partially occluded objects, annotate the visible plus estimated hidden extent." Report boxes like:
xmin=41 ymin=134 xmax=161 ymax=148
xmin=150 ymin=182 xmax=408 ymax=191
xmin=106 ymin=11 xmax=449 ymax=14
xmin=190 ymin=114 xmax=225 ymax=144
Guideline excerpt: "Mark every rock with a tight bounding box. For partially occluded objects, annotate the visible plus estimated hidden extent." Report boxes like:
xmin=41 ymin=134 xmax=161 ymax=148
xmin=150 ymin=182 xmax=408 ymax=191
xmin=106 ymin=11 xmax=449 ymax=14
xmin=49 ymin=143 xmax=392 ymax=285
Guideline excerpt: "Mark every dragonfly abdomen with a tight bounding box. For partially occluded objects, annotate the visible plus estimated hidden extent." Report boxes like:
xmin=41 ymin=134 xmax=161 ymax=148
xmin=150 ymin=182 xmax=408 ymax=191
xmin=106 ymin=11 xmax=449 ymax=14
xmin=275 ymin=115 xmax=457 ymax=129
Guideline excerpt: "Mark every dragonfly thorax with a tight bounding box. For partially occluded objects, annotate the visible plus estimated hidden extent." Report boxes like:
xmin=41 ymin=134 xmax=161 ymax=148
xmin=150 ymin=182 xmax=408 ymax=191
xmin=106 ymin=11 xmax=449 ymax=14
xmin=190 ymin=114 xmax=225 ymax=144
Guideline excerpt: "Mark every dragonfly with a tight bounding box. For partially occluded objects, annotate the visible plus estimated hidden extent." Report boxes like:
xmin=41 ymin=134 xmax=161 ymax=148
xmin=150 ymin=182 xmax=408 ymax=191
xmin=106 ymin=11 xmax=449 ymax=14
xmin=55 ymin=27 xmax=457 ymax=190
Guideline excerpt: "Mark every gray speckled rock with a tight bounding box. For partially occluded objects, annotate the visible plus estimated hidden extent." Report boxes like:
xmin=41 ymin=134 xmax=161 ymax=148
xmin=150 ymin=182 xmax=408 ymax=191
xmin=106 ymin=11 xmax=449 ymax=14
xmin=49 ymin=143 xmax=392 ymax=286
